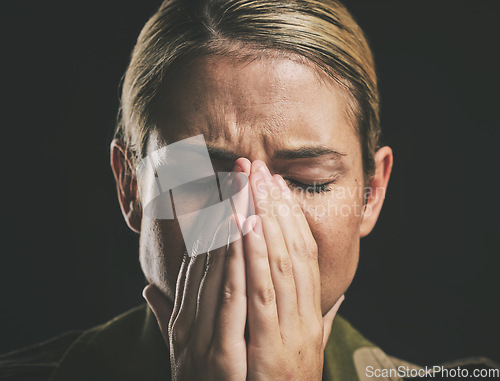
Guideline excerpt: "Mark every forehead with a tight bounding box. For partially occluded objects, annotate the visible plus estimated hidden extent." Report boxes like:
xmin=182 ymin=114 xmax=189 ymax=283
xmin=154 ymin=54 xmax=359 ymax=157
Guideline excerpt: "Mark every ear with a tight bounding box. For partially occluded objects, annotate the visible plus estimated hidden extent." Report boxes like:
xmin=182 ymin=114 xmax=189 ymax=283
xmin=359 ymin=146 xmax=393 ymax=238
xmin=110 ymin=139 xmax=141 ymax=233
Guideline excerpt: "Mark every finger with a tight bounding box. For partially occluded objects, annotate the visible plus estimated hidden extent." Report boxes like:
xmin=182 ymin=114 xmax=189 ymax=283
xmin=232 ymin=171 xmax=254 ymax=220
xmin=219 ymin=168 xmax=252 ymax=226
xmin=143 ymin=284 xmax=174 ymax=342
xmin=194 ymin=215 xmax=242 ymax=348
xmin=272 ymin=173 xmax=322 ymax=323
xmin=212 ymin=216 xmax=247 ymax=349
xmin=251 ymin=160 xmax=318 ymax=324
xmin=191 ymin=162 xmax=245 ymax=344
xmin=194 ymin=248 xmax=226 ymax=347
xmin=248 ymin=170 xmax=298 ymax=331
xmin=322 ymin=295 xmax=345 ymax=350
xmin=170 ymin=250 xmax=189 ymax=327
xmin=243 ymin=215 xmax=281 ymax=346
xmin=172 ymin=251 xmax=207 ymax=344
xmin=283 ymin=186 xmax=322 ymax=319
xmin=234 ymin=157 xmax=251 ymax=175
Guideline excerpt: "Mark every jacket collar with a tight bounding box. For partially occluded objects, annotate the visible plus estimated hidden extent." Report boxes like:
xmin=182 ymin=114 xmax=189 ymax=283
xmin=50 ymin=304 xmax=389 ymax=381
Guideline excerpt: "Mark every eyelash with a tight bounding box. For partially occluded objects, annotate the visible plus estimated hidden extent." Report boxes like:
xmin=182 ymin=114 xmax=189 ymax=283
xmin=283 ymin=178 xmax=335 ymax=194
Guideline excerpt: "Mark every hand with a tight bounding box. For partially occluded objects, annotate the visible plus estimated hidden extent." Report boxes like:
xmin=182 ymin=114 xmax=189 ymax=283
xmin=144 ymin=158 xmax=344 ymax=381
xmin=243 ymin=160 xmax=344 ymax=381
xmin=144 ymin=159 xmax=252 ymax=381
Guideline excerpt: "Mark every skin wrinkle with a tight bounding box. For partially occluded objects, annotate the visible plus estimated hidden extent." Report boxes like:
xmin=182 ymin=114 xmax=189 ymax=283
xmin=156 ymin=51 xmax=357 ymax=151
xmin=139 ymin=54 xmax=369 ymax=314
xmin=112 ymin=46 xmax=393 ymax=380
xmin=111 ymin=3 xmax=391 ymax=376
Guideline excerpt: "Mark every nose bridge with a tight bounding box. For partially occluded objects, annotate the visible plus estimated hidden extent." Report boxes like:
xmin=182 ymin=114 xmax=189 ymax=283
xmin=230 ymin=132 xmax=276 ymax=167
xmin=240 ymin=149 xmax=271 ymax=165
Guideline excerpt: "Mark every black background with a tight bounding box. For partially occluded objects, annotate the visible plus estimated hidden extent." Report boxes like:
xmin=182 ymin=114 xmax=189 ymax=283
xmin=1 ymin=0 xmax=499 ymax=366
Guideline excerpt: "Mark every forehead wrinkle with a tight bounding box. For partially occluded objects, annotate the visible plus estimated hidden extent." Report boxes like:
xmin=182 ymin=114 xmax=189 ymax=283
xmin=157 ymin=54 xmax=356 ymax=161
xmin=198 ymin=55 xmax=313 ymax=127
xmin=201 ymin=93 xmax=290 ymax=143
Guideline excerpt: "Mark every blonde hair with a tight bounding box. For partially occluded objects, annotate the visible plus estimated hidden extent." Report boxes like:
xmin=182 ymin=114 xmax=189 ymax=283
xmin=116 ymin=0 xmax=380 ymax=180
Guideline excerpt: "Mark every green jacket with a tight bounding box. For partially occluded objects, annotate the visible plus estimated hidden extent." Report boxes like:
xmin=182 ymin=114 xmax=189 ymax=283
xmin=47 ymin=304 xmax=414 ymax=381
xmin=1 ymin=304 xmax=497 ymax=380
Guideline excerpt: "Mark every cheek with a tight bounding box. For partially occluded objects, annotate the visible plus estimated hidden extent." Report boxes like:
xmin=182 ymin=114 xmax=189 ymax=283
xmin=301 ymin=192 xmax=363 ymax=311
xmin=139 ymin=218 xmax=185 ymax=300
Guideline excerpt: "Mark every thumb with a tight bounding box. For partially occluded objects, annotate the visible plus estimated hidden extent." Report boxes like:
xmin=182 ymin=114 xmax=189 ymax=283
xmin=143 ymin=284 xmax=174 ymax=340
xmin=322 ymin=294 xmax=345 ymax=349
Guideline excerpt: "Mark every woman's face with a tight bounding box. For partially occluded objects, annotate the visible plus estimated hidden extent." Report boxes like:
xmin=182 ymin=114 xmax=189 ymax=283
xmin=139 ymin=54 xmax=370 ymax=314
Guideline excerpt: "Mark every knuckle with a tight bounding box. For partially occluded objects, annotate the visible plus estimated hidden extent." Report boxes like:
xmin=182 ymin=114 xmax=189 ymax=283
xmin=220 ymin=283 xmax=237 ymax=304
xmin=301 ymin=317 xmax=322 ymax=341
xmin=256 ymin=283 xmax=276 ymax=306
xmin=275 ymin=257 xmax=293 ymax=277
xmin=207 ymin=346 xmax=240 ymax=378
xmin=169 ymin=319 xmax=189 ymax=346
xmin=260 ymin=214 xmax=276 ymax=229
xmin=209 ymin=343 xmax=229 ymax=361
xmin=314 ymin=325 xmax=324 ymax=341
xmin=311 ymin=322 xmax=324 ymax=342
xmin=170 ymin=326 xmax=187 ymax=346
xmin=305 ymin=240 xmax=318 ymax=260
xmin=291 ymin=239 xmax=308 ymax=256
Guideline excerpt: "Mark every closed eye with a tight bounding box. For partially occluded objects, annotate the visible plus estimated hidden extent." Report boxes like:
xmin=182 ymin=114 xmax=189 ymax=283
xmin=283 ymin=178 xmax=335 ymax=194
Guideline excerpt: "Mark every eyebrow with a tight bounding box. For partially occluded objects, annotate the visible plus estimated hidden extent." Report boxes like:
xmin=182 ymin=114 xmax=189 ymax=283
xmin=273 ymin=146 xmax=347 ymax=160
xmin=206 ymin=145 xmax=239 ymax=161
xmin=206 ymin=144 xmax=346 ymax=161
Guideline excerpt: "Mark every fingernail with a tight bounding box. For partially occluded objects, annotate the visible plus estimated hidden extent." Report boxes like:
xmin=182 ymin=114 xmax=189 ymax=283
xmin=233 ymin=163 xmax=242 ymax=173
xmin=252 ymin=217 xmax=262 ymax=235
xmin=275 ymin=175 xmax=290 ymax=194
xmin=229 ymin=214 xmax=245 ymax=238
xmin=257 ymin=162 xmax=272 ymax=180
xmin=242 ymin=216 xmax=256 ymax=236
xmin=236 ymin=213 xmax=246 ymax=230
xmin=236 ymin=214 xmax=246 ymax=228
